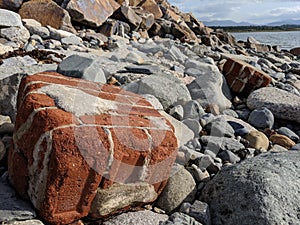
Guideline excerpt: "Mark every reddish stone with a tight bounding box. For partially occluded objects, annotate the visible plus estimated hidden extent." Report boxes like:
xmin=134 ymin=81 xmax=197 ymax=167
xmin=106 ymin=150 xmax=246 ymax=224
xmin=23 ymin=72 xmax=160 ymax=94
xmin=66 ymin=0 xmax=120 ymax=28
xmin=290 ymin=47 xmax=300 ymax=56
xmin=139 ymin=0 xmax=163 ymax=19
xmin=8 ymin=72 xmax=178 ymax=224
xmin=223 ymin=58 xmax=272 ymax=97
xmin=19 ymin=0 xmax=75 ymax=32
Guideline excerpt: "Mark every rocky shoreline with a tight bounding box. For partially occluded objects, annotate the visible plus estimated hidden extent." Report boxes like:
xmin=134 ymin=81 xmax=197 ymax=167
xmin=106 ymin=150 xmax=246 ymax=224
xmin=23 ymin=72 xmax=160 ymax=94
xmin=0 ymin=0 xmax=300 ymax=225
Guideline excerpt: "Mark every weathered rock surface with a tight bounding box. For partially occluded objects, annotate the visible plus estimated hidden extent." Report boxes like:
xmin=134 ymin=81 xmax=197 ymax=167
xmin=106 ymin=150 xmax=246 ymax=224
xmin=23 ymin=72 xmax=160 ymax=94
xmin=90 ymin=182 xmax=157 ymax=218
xmin=162 ymin=212 xmax=203 ymax=225
xmin=0 ymin=173 xmax=36 ymax=223
xmin=0 ymin=0 xmax=23 ymax=11
xmin=247 ymin=87 xmax=300 ymax=123
xmin=130 ymin=73 xmax=192 ymax=110
xmin=57 ymin=54 xmax=107 ymax=83
xmin=102 ymin=209 xmax=169 ymax=225
xmin=201 ymin=152 xmax=300 ymax=225
xmin=223 ymin=58 xmax=272 ymax=97
xmin=66 ymin=0 xmax=120 ymax=28
xmin=0 ymin=64 xmax=57 ymax=121
xmin=156 ymin=164 xmax=197 ymax=213
xmin=8 ymin=72 xmax=178 ymax=224
xmin=19 ymin=0 xmax=75 ymax=32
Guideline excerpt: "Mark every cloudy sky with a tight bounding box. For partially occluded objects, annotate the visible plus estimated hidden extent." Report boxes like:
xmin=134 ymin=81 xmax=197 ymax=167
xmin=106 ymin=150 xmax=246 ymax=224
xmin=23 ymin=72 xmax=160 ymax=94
xmin=168 ymin=0 xmax=300 ymax=24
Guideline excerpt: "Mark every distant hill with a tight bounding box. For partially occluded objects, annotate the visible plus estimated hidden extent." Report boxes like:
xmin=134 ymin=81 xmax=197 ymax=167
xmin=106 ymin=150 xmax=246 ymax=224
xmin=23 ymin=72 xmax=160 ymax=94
xmin=203 ymin=20 xmax=256 ymax=27
xmin=267 ymin=19 xmax=300 ymax=26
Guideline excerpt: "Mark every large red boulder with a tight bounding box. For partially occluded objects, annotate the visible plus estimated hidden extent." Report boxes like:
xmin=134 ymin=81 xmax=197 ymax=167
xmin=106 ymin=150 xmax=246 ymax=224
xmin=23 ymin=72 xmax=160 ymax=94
xmin=8 ymin=72 xmax=178 ymax=224
xmin=222 ymin=58 xmax=272 ymax=97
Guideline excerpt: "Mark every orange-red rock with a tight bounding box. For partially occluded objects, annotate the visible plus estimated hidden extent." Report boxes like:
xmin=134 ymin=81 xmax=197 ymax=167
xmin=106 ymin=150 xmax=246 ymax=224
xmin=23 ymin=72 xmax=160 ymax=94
xmin=8 ymin=72 xmax=178 ymax=224
xmin=66 ymin=0 xmax=120 ymax=28
xmin=223 ymin=58 xmax=272 ymax=97
xmin=19 ymin=0 xmax=75 ymax=32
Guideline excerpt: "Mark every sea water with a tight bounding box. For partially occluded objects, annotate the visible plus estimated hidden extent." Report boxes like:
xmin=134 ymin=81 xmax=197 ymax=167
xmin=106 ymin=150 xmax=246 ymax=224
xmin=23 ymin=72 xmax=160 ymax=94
xmin=231 ymin=30 xmax=300 ymax=50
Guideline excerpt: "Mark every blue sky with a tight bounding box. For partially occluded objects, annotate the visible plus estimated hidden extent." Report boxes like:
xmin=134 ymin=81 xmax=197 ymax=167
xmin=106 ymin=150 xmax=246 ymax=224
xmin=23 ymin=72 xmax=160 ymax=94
xmin=168 ymin=0 xmax=300 ymax=24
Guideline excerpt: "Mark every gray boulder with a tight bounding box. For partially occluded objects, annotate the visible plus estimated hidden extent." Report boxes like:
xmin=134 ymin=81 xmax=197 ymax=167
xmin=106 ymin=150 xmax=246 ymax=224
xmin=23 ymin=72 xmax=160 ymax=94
xmin=201 ymin=151 xmax=300 ymax=225
xmin=248 ymin=107 xmax=274 ymax=129
xmin=22 ymin=19 xmax=50 ymax=38
xmin=247 ymin=87 xmax=300 ymax=123
xmin=205 ymin=118 xmax=235 ymax=138
xmin=57 ymin=54 xmax=107 ymax=83
xmin=133 ymin=74 xmax=191 ymax=110
xmin=180 ymin=201 xmax=211 ymax=225
xmin=187 ymin=70 xmax=231 ymax=111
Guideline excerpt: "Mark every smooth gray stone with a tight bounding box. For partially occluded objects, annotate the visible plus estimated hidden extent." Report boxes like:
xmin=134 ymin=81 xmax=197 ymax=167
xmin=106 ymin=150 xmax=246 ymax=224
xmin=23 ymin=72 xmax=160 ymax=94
xmin=170 ymin=105 xmax=184 ymax=121
xmin=61 ymin=35 xmax=82 ymax=45
xmin=0 ymin=173 xmax=36 ymax=223
xmin=201 ymin=136 xmax=245 ymax=155
xmin=183 ymin=100 xmax=205 ymax=121
xmin=183 ymin=119 xmax=202 ymax=138
xmin=57 ymin=54 xmax=107 ymax=83
xmin=277 ymin=127 xmax=299 ymax=143
xmin=205 ymin=118 xmax=235 ymax=138
xmin=248 ymin=107 xmax=274 ymax=129
xmin=201 ymin=151 xmax=300 ymax=225
xmin=0 ymin=9 xmax=23 ymax=27
xmin=247 ymin=87 xmax=300 ymax=123
xmin=23 ymin=19 xmax=50 ymax=39
xmin=136 ymin=74 xmax=191 ymax=110
xmin=155 ymin=165 xmax=196 ymax=213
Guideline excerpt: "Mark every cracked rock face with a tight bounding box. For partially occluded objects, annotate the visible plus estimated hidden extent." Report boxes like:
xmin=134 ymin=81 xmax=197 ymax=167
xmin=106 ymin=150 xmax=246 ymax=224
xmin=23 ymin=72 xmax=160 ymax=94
xmin=8 ymin=72 xmax=178 ymax=224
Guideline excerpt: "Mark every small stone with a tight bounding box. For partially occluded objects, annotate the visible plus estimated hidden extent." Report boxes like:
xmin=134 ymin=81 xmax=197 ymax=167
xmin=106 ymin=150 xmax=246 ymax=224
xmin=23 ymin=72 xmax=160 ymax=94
xmin=125 ymin=51 xmax=145 ymax=64
xmin=180 ymin=200 xmax=211 ymax=225
xmin=162 ymin=212 xmax=203 ymax=225
xmin=205 ymin=118 xmax=235 ymax=138
xmin=0 ymin=26 xmax=30 ymax=43
xmin=183 ymin=100 xmax=205 ymax=121
xmin=277 ymin=127 xmax=299 ymax=143
xmin=22 ymin=19 xmax=50 ymax=39
xmin=269 ymin=134 xmax=296 ymax=150
xmin=0 ymin=115 xmax=11 ymax=126
xmin=61 ymin=35 xmax=82 ymax=45
xmin=218 ymin=150 xmax=240 ymax=164
xmin=269 ymin=144 xmax=288 ymax=152
xmin=200 ymin=136 xmax=245 ymax=154
xmin=291 ymin=143 xmax=300 ymax=151
xmin=248 ymin=107 xmax=274 ymax=129
xmin=188 ymin=164 xmax=210 ymax=183
xmin=155 ymin=165 xmax=197 ymax=213
xmin=169 ymin=105 xmax=184 ymax=121
xmin=245 ymin=131 xmax=269 ymax=150
xmin=0 ymin=123 xmax=14 ymax=135
xmin=90 ymin=182 xmax=157 ymax=218
xmin=182 ymin=118 xmax=202 ymax=138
